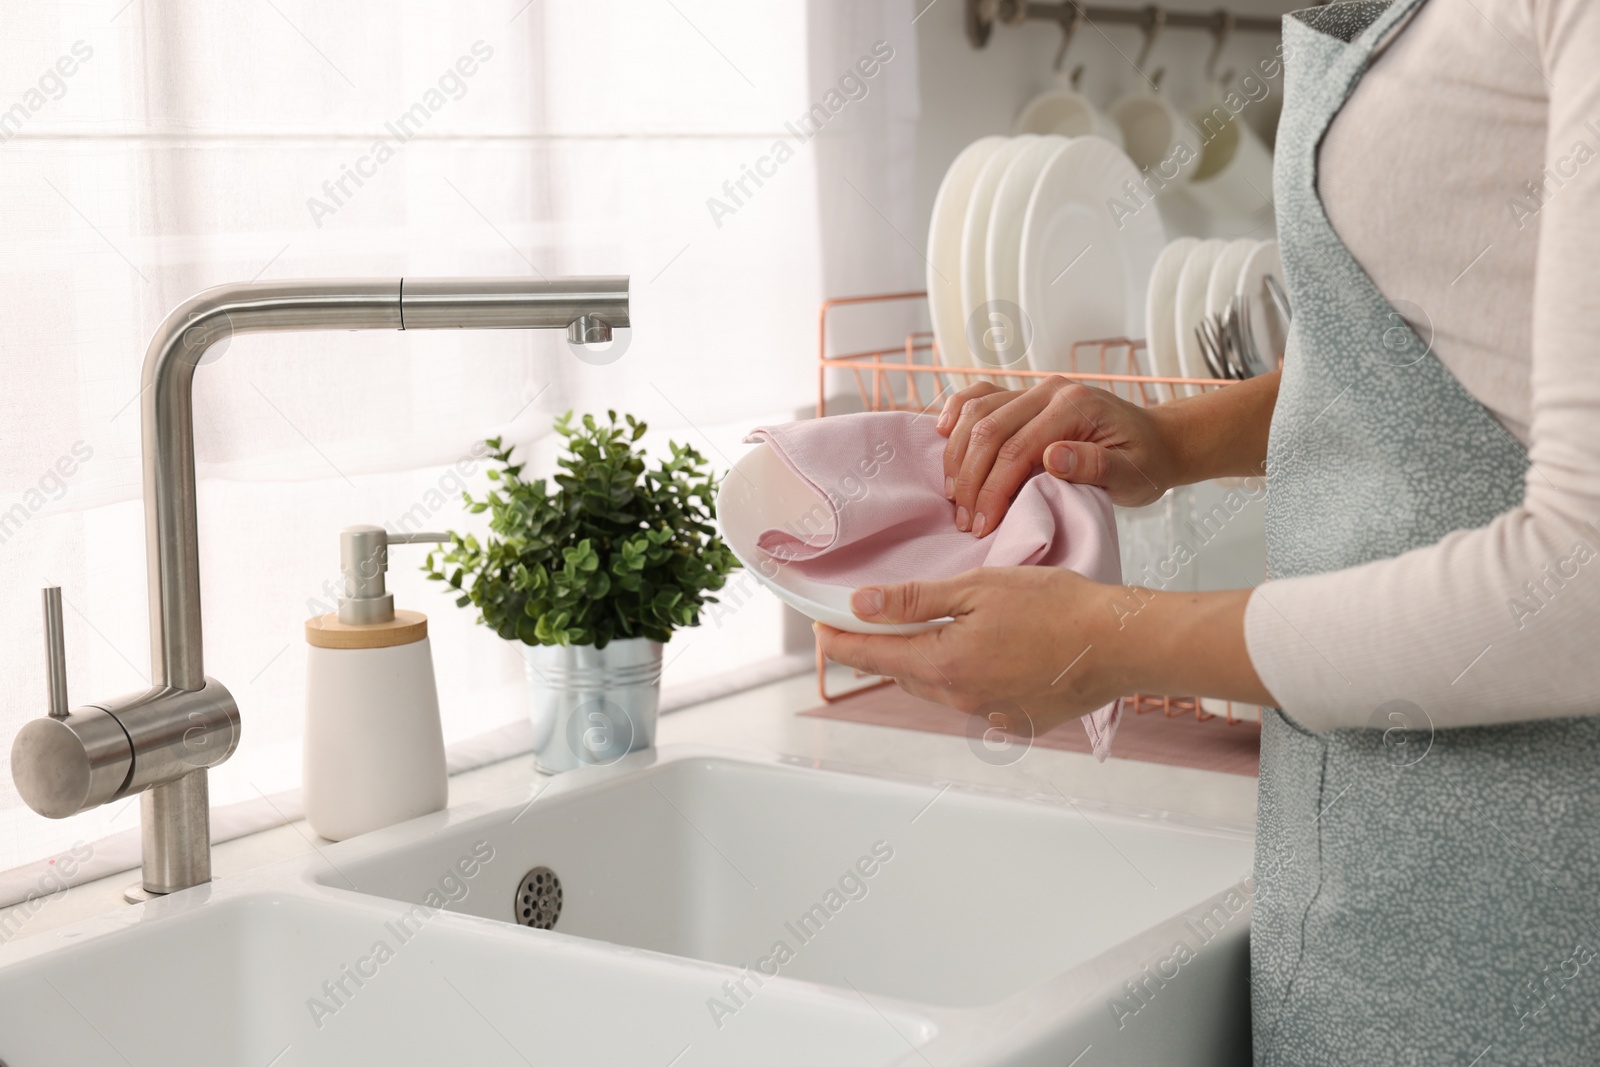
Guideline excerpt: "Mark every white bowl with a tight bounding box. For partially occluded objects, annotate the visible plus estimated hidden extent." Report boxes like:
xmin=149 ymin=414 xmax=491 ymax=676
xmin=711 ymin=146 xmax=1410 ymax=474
xmin=716 ymin=442 xmax=950 ymax=635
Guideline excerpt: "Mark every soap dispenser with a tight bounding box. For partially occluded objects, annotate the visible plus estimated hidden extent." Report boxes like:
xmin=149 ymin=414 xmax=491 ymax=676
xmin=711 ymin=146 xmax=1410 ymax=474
xmin=303 ymin=525 xmax=448 ymax=841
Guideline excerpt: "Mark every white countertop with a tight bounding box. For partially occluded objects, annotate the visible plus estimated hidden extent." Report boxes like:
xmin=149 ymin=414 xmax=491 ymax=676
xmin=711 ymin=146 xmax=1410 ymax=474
xmin=1 ymin=669 xmax=1257 ymax=943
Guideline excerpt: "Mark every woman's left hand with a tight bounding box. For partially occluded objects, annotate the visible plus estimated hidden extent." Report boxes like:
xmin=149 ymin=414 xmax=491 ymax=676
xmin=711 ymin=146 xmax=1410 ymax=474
xmin=813 ymin=567 xmax=1129 ymax=731
xmin=815 ymin=569 xmax=1277 ymax=728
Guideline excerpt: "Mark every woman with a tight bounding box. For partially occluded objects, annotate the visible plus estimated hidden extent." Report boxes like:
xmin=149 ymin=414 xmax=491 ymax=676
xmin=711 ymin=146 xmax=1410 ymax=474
xmin=818 ymin=0 xmax=1600 ymax=1062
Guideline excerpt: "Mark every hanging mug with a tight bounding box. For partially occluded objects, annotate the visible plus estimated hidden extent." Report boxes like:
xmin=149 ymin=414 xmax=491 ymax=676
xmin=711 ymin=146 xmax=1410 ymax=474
xmin=1014 ymin=70 xmax=1124 ymax=147
xmin=1108 ymin=86 xmax=1202 ymax=190
xmin=1186 ymin=85 xmax=1275 ymax=218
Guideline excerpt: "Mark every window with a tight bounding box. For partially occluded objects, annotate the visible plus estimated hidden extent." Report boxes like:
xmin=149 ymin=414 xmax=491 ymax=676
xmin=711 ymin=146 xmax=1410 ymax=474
xmin=0 ymin=1 xmax=918 ymax=883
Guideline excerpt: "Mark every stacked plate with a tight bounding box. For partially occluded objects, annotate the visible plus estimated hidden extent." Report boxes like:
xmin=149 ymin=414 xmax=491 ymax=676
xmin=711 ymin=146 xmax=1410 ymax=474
xmin=927 ymin=134 xmax=1167 ymax=381
xmin=1143 ymin=237 xmax=1286 ymax=399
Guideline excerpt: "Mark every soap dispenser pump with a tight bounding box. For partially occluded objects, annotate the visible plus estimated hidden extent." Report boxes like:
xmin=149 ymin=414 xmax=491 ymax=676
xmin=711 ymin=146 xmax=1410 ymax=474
xmin=303 ymin=525 xmax=448 ymax=841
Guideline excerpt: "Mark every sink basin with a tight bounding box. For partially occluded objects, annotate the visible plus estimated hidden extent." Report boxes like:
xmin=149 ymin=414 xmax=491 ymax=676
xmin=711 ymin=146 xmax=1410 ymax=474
xmin=0 ymin=745 xmax=1256 ymax=1066
xmin=0 ymin=889 xmax=930 ymax=1066
xmin=311 ymin=747 xmax=1258 ymax=1063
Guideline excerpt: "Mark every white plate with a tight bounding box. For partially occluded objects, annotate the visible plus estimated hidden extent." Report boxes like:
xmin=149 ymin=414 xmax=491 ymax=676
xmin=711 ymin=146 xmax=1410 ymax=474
xmin=1143 ymin=236 xmax=1199 ymax=403
xmin=1017 ymin=136 xmax=1167 ymax=375
xmin=927 ymin=137 xmax=1008 ymax=374
xmin=1205 ymin=239 xmax=1259 ymax=321
xmin=716 ymin=443 xmax=951 ymax=635
xmin=1235 ymin=239 xmax=1285 ymax=374
xmin=983 ymin=135 xmax=1069 ymax=377
xmin=1172 ymin=238 xmax=1228 ymax=396
xmin=960 ymin=136 xmax=1037 ymax=382
xmin=1203 ymin=238 xmax=1260 ymax=379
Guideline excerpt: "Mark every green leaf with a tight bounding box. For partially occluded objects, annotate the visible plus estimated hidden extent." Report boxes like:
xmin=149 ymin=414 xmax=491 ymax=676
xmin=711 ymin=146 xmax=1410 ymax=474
xmin=425 ymin=414 xmax=742 ymax=647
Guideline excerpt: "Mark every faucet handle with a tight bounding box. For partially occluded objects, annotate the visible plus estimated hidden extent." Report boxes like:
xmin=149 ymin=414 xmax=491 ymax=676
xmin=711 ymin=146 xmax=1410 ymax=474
xmin=13 ymin=585 xmax=136 ymax=819
xmin=42 ymin=586 xmax=69 ymax=719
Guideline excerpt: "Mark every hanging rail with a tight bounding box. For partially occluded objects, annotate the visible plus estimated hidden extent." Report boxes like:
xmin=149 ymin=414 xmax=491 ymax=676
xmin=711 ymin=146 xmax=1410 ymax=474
xmin=966 ymin=1 xmax=1292 ymax=64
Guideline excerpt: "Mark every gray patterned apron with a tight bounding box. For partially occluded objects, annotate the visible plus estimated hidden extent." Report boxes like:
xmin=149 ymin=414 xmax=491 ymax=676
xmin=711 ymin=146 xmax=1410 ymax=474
xmin=1252 ymin=2 xmax=1600 ymax=1063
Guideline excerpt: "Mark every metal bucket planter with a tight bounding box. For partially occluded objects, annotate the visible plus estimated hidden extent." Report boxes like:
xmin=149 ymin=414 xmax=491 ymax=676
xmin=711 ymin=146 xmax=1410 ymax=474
xmin=523 ymin=637 xmax=662 ymax=773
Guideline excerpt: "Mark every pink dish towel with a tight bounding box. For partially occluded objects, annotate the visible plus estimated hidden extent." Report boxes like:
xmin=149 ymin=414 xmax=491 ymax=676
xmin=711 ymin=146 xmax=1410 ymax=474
xmin=745 ymin=410 xmax=1124 ymax=760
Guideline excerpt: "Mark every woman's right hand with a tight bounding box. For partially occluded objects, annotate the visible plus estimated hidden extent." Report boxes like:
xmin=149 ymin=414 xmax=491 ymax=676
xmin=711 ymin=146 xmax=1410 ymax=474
xmin=936 ymin=377 xmax=1182 ymax=536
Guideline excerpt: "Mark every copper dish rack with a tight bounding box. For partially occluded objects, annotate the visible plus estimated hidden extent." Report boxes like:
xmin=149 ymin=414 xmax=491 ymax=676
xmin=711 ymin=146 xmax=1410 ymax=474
xmin=813 ymin=290 xmax=1260 ymax=728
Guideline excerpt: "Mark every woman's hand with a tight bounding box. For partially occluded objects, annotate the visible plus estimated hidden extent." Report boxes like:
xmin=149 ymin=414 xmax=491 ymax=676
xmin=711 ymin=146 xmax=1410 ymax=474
xmin=934 ymin=370 xmax=1284 ymax=537
xmin=936 ymin=377 xmax=1181 ymax=536
xmin=814 ymin=568 xmax=1278 ymax=729
xmin=815 ymin=567 xmax=1132 ymax=731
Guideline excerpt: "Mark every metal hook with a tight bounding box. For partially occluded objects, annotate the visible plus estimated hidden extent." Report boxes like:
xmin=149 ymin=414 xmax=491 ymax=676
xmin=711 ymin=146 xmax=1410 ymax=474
xmin=1135 ymin=4 xmax=1166 ymax=77
xmin=1204 ymin=8 xmax=1235 ymax=81
xmin=1051 ymin=4 xmax=1086 ymax=72
xmin=1069 ymin=62 xmax=1086 ymax=90
xmin=966 ymin=0 xmax=1003 ymax=48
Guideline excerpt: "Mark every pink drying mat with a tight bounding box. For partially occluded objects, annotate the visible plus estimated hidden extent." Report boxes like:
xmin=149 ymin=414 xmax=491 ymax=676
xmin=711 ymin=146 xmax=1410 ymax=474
xmin=800 ymin=686 xmax=1260 ymax=777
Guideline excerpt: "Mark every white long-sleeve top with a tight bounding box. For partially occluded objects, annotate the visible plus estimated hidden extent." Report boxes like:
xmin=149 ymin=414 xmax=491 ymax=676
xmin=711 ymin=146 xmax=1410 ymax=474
xmin=1242 ymin=0 xmax=1600 ymax=730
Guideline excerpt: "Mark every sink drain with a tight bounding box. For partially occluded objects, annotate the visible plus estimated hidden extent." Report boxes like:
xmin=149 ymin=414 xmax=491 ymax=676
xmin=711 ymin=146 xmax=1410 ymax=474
xmin=515 ymin=866 xmax=563 ymax=929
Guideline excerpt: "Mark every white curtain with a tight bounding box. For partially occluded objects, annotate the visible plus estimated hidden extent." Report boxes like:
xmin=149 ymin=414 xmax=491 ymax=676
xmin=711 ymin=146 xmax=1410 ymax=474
xmin=0 ymin=0 xmax=920 ymax=879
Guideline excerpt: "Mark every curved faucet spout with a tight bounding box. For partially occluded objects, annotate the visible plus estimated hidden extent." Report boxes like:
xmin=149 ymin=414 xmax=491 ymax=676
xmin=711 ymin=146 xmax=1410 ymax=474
xmin=142 ymin=276 xmax=629 ymax=692
xmin=142 ymin=280 xmax=404 ymax=691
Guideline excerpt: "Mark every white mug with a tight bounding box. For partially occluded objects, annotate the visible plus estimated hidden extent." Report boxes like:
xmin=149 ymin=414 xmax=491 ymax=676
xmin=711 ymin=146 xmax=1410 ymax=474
xmin=1186 ymin=104 xmax=1275 ymax=218
xmin=1108 ymin=91 xmax=1202 ymax=188
xmin=1013 ymin=86 xmax=1124 ymax=147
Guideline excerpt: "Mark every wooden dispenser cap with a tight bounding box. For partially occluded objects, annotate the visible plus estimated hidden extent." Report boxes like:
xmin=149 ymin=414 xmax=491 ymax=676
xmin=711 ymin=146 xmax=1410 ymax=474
xmin=305 ymin=609 xmax=428 ymax=649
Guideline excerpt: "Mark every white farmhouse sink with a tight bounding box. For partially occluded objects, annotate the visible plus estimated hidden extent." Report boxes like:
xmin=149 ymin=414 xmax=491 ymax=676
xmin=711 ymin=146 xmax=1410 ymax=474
xmin=311 ymin=747 xmax=1258 ymax=1064
xmin=0 ymin=889 xmax=928 ymax=1067
xmin=0 ymin=745 xmax=1256 ymax=1067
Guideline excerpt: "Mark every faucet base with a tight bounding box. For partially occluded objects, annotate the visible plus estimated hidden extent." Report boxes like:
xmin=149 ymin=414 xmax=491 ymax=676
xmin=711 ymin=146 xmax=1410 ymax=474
xmin=122 ymin=882 xmax=158 ymax=905
xmin=138 ymin=771 xmax=212 ymax=895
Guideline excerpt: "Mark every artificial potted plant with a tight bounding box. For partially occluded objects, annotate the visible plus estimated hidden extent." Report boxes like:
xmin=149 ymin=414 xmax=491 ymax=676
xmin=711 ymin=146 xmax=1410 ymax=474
xmin=427 ymin=411 xmax=737 ymax=772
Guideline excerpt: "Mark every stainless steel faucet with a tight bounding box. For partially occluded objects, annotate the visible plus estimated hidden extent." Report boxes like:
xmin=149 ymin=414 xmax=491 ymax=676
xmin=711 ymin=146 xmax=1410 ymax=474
xmin=10 ymin=277 xmax=629 ymax=897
